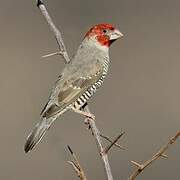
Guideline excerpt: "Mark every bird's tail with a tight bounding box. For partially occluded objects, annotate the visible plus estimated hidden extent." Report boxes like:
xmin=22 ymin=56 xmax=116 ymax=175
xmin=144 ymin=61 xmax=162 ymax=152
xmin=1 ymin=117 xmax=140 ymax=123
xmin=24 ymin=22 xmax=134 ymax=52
xmin=24 ymin=116 xmax=56 ymax=153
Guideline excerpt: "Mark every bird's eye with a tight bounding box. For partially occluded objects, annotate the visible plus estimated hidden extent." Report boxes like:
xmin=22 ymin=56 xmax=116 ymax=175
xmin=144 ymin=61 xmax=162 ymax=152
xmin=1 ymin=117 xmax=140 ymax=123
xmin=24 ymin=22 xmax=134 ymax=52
xmin=103 ymin=29 xmax=108 ymax=34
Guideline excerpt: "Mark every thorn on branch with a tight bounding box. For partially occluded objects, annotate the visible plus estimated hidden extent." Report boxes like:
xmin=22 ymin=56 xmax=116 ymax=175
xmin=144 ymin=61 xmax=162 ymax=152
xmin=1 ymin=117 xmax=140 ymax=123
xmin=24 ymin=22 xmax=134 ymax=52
xmin=104 ymin=132 xmax=125 ymax=154
xmin=160 ymin=153 xmax=168 ymax=158
xmin=129 ymin=131 xmax=180 ymax=180
xmin=42 ymin=51 xmax=64 ymax=58
xmin=100 ymin=134 xmax=125 ymax=150
xmin=67 ymin=145 xmax=74 ymax=155
xmin=131 ymin=161 xmax=143 ymax=169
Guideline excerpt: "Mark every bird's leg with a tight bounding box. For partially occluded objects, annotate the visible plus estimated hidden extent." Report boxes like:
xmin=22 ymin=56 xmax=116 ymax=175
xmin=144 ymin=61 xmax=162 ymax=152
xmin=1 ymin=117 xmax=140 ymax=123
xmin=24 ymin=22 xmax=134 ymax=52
xmin=71 ymin=106 xmax=95 ymax=120
xmin=80 ymin=102 xmax=90 ymax=125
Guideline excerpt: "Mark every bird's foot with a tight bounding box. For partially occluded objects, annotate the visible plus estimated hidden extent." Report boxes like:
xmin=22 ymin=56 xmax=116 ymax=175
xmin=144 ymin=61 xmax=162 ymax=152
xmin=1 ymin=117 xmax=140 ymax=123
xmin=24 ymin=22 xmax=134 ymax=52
xmin=71 ymin=106 xmax=95 ymax=120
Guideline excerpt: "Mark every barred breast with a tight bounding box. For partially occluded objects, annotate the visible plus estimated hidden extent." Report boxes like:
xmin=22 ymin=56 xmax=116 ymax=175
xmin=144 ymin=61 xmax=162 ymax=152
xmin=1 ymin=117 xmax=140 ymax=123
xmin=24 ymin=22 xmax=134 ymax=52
xmin=73 ymin=57 xmax=109 ymax=109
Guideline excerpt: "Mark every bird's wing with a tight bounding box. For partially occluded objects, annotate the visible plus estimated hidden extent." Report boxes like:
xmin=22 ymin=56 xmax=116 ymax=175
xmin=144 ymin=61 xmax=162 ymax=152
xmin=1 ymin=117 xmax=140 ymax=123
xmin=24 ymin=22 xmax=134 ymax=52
xmin=41 ymin=59 xmax=103 ymax=118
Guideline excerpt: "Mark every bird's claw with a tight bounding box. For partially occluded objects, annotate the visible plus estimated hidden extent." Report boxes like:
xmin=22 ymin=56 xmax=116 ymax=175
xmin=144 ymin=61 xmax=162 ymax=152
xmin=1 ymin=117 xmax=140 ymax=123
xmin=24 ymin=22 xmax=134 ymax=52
xmin=87 ymin=113 xmax=95 ymax=120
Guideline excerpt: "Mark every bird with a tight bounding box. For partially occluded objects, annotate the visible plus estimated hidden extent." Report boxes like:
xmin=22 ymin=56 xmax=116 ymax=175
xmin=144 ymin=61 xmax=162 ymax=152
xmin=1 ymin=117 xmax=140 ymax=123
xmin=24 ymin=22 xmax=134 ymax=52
xmin=24 ymin=23 xmax=123 ymax=153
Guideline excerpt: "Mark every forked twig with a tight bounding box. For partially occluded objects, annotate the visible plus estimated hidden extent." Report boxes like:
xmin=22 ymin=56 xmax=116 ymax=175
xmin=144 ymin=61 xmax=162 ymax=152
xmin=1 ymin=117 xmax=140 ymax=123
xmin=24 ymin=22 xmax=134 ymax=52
xmin=104 ymin=132 xmax=125 ymax=154
xmin=100 ymin=134 xmax=125 ymax=150
xmin=83 ymin=106 xmax=114 ymax=180
xmin=36 ymin=0 xmax=70 ymax=63
xmin=67 ymin=146 xmax=87 ymax=180
xmin=129 ymin=131 xmax=180 ymax=180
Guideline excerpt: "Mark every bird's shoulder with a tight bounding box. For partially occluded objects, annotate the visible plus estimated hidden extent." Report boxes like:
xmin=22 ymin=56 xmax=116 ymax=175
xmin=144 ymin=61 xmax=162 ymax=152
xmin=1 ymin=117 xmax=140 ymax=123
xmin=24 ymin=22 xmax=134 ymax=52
xmin=40 ymin=56 xmax=104 ymax=117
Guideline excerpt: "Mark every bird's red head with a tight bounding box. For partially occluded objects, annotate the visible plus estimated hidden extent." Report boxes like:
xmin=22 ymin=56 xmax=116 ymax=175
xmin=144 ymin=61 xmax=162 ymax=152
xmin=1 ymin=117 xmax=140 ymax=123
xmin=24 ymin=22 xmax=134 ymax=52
xmin=85 ymin=23 xmax=123 ymax=47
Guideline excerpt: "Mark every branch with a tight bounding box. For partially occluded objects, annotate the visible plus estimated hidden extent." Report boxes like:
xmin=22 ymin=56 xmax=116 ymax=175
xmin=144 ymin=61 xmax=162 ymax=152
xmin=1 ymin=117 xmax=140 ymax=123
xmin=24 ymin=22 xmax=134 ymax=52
xmin=36 ymin=1 xmax=115 ymax=180
xmin=104 ymin=132 xmax=125 ymax=154
xmin=100 ymin=134 xmax=125 ymax=150
xmin=84 ymin=106 xmax=114 ymax=180
xmin=67 ymin=146 xmax=87 ymax=180
xmin=129 ymin=131 xmax=180 ymax=180
xmin=36 ymin=0 xmax=70 ymax=63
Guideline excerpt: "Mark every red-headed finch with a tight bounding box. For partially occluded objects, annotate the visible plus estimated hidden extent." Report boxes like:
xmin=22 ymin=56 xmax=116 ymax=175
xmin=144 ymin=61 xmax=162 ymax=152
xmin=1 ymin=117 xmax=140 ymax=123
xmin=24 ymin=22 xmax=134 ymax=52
xmin=24 ymin=23 xmax=123 ymax=153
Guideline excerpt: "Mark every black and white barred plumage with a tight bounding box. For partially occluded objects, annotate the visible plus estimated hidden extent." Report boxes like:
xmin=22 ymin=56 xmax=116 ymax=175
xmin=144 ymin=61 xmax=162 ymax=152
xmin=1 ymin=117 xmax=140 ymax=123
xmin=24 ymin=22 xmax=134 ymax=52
xmin=73 ymin=57 xmax=109 ymax=109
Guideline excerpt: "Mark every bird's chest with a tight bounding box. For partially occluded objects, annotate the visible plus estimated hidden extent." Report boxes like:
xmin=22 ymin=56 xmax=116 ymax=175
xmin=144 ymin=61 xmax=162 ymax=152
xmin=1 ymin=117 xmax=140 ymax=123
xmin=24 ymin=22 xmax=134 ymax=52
xmin=73 ymin=59 xmax=109 ymax=109
xmin=94 ymin=58 xmax=109 ymax=89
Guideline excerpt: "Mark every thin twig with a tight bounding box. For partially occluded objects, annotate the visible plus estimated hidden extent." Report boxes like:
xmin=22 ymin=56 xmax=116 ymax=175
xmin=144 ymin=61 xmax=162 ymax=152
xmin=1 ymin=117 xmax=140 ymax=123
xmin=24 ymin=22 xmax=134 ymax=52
xmin=67 ymin=146 xmax=87 ymax=180
xmin=36 ymin=1 xmax=114 ymax=180
xmin=36 ymin=0 xmax=70 ymax=63
xmin=42 ymin=51 xmax=63 ymax=58
xmin=104 ymin=132 xmax=125 ymax=154
xmin=100 ymin=134 xmax=125 ymax=150
xmin=129 ymin=131 xmax=180 ymax=180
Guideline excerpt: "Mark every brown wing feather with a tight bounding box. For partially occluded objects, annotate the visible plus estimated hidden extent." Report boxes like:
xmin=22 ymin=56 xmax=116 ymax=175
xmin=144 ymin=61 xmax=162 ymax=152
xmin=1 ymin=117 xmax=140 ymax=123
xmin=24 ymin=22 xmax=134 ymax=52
xmin=58 ymin=73 xmax=101 ymax=104
xmin=41 ymin=59 xmax=103 ymax=118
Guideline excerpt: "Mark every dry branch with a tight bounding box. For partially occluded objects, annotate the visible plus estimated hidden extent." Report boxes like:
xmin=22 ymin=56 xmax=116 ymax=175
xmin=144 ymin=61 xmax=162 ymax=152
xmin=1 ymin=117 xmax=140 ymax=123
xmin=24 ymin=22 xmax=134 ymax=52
xmin=36 ymin=0 xmax=70 ymax=63
xmin=104 ymin=132 xmax=125 ymax=154
xmin=100 ymin=134 xmax=125 ymax=150
xmin=67 ymin=146 xmax=87 ymax=180
xmin=83 ymin=106 xmax=114 ymax=180
xmin=36 ymin=1 xmax=118 ymax=180
xmin=129 ymin=131 xmax=180 ymax=180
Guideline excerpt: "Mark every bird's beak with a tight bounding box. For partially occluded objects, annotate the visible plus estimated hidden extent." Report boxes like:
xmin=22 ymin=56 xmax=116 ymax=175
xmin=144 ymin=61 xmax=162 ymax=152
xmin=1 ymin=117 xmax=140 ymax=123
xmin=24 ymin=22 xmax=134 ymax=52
xmin=109 ymin=29 xmax=123 ymax=41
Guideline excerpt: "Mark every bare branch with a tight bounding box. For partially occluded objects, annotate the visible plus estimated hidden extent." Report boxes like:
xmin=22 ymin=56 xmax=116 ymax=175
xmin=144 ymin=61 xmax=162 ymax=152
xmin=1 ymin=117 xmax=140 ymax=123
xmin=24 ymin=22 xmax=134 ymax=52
xmin=104 ymin=132 xmax=125 ymax=154
xmin=84 ymin=106 xmax=114 ymax=180
xmin=36 ymin=0 xmax=70 ymax=63
xmin=36 ymin=1 xmax=115 ymax=180
xmin=100 ymin=134 xmax=125 ymax=150
xmin=67 ymin=146 xmax=87 ymax=180
xmin=129 ymin=131 xmax=180 ymax=180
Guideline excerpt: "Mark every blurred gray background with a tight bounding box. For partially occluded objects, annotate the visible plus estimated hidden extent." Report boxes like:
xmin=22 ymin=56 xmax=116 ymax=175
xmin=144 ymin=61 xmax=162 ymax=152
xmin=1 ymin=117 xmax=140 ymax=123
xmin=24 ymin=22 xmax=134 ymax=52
xmin=0 ymin=0 xmax=179 ymax=179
